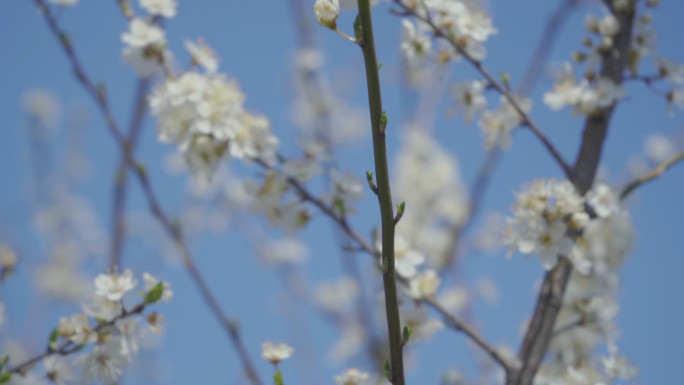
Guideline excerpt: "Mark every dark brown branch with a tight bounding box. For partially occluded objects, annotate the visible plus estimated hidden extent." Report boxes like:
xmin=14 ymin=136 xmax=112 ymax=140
xmin=510 ymin=4 xmax=636 ymax=385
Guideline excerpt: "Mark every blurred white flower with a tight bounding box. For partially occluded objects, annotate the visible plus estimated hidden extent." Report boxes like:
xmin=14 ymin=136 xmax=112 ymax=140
xmin=335 ymin=368 xmax=369 ymax=385
xmin=22 ymin=89 xmax=60 ymax=128
xmin=314 ymin=0 xmax=340 ymax=29
xmin=94 ymin=269 xmax=137 ymax=302
xmin=408 ymin=269 xmax=441 ymax=299
xmin=315 ymin=276 xmax=359 ymax=313
xmin=645 ymin=133 xmax=676 ymax=163
xmin=78 ymin=339 xmax=131 ymax=385
xmin=261 ymin=341 xmax=294 ymax=365
xmin=185 ymin=38 xmax=219 ymax=73
xmin=140 ymin=0 xmax=177 ymax=18
xmin=377 ymin=235 xmax=425 ymax=278
xmin=45 ymin=355 xmax=74 ymax=385
xmin=121 ymin=19 xmax=165 ymax=48
xmin=451 ymin=80 xmax=487 ymax=124
xmin=59 ymin=313 xmax=94 ymax=344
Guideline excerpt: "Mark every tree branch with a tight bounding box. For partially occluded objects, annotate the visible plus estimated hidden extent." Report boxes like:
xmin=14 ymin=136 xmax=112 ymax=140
xmin=393 ymin=0 xmax=573 ymax=179
xmin=510 ymin=3 xmax=636 ymax=385
xmin=620 ymin=150 xmax=684 ymax=199
xmin=356 ymin=1 xmax=405 ymax=383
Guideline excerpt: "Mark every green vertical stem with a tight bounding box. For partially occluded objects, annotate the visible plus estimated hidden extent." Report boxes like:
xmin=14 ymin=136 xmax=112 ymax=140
xmin=356 ymin=1 xmax=405 ymax=384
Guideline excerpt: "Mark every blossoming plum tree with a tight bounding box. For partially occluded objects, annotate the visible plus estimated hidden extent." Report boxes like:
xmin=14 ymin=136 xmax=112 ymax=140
xmin=1 ymin=0 xmax=683 ymax=384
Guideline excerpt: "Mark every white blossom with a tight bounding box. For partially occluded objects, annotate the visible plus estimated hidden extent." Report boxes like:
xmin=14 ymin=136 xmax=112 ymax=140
xmin=478 ymin=95 xmax=531 ymax=150
xmin=598 ymin=14 xmax=620 ymax=37
xmin=59 ymin=313 xmax=95 ymax=344
xmin=121 ymin=19 xmax=165 ymax=48
xmin=326 ymin=170 xmax=364 ymax=213
xmin=335 ymin=368 xmax=369 ymax=385
xmin=505 ymin=179 xmax=585 ymax=270
xmin=44 ymin=356 xmax=74 ymax=385
xmin=22 ymin=89 xmax=60 ymax=128
xmin=314 ymin=0 xmax=340 ymax=29
xmin=377 ymin=235 xmax=425 ymax=278
xmin=261 ymin=341 xmax=294 ymax=365
xmin=400 ymin=19 xmax=432 ymax=66
xmin=94 ymin=269 xmax=137 ymax=302
xmin=408 ymin=269 xmax=441 ymax=299
xmin=315 ymin=276 xmax=359 ymax=313
xmin=451 ymin=80 xmax=487 ymax=124
xmin=575 ymin=78 xmax=626 ymax=115
xmin=140 ymin=0 xmax=177 ymax=18
xmin=83 ymin=295 xmax=123 ymax=321
xmin=78 ymin=340 xmax=131 ymax=385
xmin=185 ymin=38 xmax=219 ymax=73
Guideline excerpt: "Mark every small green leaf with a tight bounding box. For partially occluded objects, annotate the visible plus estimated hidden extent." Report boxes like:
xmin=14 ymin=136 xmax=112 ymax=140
xmin=394 ymin=201 xmax=406 ymax=225
xmin=0 ymin=355 xmax=8 ymax=370
xmin=0 ymin=372 xmax=11 ymax=384
xmin=366 ymin=171 xmax=378 ymax=194
xmin=383 ymin=360 xmax=392 ymax=381
xmin=48 ymin=328 xmax=60 ymax=351
xmin=499 ymin=72 xmax=510 ymax=87
xmin=145 ymin=282 xmax=165 ymax=304
xmin=273 ymin=370 xmax=284 ymax=385
xmin=377 ymin=62 xmax=383 ymax=71
xmin=379 ymin=111 xmax=388 ymax=133
xmin=402 ymin=325 xmax=413 ymax=346
xmin=353 ymin=15 xmax=363 ymax=41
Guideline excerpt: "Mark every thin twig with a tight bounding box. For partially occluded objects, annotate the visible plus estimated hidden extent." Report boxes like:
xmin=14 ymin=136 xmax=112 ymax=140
xmin=109 ymin=80 xmax=150 ymax=268
xmin=620 ymin=150 xmax=684 ymax=199
xmin=8 ymin=303 xmax=147 ymax=375
xmin=422 ymin=298 xmax=515 ymax=370
xmin=355 ymin=2 xmax=405 ymax=382
xmin=519 ymin=0 xmax=580 ymax=94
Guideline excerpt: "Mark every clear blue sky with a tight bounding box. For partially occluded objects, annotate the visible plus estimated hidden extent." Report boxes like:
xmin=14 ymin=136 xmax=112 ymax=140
xmin=1 ymin=1 xmax=683 ymax=385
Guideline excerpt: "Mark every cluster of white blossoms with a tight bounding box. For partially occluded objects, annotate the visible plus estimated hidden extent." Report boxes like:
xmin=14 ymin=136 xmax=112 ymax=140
xmin=149 ymin=72 xmax=279 ymax=177
xmin=398 ymin=0 xmax=496 ymax=81
xmin=120 ymin=0 xmax=178 ymax=76
xmin=403 ymin=0 xmax=497 ymax=61
xmin=394 ymin=129 xmax=468 ymax=265
xmin=45 ymin=269 xmax=172 ymax=385
xmin=478 ymin=95 xmax=532 ymax=150
xmin=537 ymin=343 xmax=638 ymax=385
xmin=450 ymin=77 xmax=533 ymax=150
xmin=505 ymin=179 xmax=631 ymax=273
xmin=543 ymin=63 xmax=626 ymax=116
xmin=242 ymin=171 xmax=310 ymax=233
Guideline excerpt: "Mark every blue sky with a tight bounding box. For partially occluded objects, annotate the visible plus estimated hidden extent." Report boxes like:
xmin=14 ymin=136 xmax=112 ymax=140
xmin=1 ymin=1 xmax=683 ymax=385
